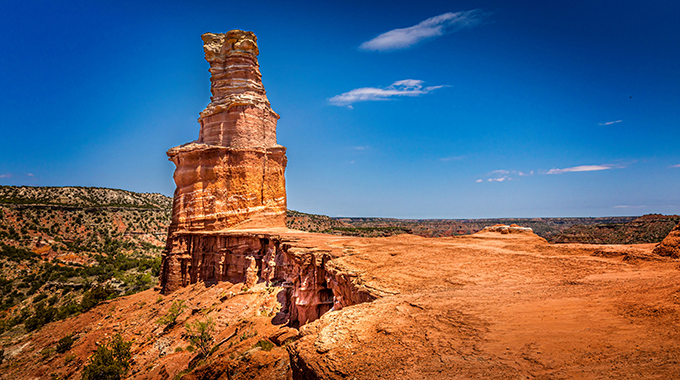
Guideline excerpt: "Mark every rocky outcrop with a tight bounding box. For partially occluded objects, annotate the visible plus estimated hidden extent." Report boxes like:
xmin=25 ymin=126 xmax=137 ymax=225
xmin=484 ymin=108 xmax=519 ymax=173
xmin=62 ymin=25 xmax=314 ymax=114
xmin=166 ymin=30 xmax=287 ymax=233
xmin=481 ymin=224 xmax=533 ymax=234
xmin=158 ymin=31 xmax=377 ymax=329
xmin=653 ymin=222 xmax=680 ymax=258
xmin=161 ymin=231 xmax=376 ymax=327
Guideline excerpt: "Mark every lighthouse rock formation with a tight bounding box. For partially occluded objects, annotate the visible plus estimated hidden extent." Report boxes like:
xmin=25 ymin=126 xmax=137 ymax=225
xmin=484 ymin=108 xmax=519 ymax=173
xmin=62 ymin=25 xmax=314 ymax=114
xmin=167 ymin=30 xmax=287 ymax=233
xmin=158 ymin=31 xmax=376 ymax=328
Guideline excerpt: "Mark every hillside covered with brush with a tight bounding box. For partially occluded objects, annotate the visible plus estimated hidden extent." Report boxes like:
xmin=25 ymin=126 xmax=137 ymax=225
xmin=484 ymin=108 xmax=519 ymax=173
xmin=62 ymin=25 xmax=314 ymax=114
xmin=0 ymin=186 xmax=171 ymax=336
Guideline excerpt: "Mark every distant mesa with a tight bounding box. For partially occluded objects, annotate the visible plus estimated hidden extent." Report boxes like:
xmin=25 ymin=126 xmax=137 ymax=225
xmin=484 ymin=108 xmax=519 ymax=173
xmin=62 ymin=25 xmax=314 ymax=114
xmin=653 ymin=221 xmax=680 ymax=258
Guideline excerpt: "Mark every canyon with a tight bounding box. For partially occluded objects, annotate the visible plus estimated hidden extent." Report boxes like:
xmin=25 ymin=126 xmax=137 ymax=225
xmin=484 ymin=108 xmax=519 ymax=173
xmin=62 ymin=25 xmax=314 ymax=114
xmin=1 ymin=30 xmax=679 ymax=380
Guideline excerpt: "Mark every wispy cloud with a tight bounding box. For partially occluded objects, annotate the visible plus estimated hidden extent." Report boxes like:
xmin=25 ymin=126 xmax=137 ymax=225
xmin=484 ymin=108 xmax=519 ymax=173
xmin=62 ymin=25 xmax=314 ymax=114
xmin=671 ymin=164 xmax=680 ymax=168
xmin=360 ymin=10 xmax=489 ymax=51
xmin=476 ymin=169 xmax=519 ymax=183
xmin=0 ymin=174 xmax=11 ymax=178
xmin=614 ymin=205 xmax=647 ymax=209
xmin=352 ymin=146 xmax=370 ymax=151
xmin=545 ymin=164 xmax=623 ymax=174
xmin=599 ymin=120 xmax=623 ymax=126
xmin=329 ymin=79 xmax=445 ymax=107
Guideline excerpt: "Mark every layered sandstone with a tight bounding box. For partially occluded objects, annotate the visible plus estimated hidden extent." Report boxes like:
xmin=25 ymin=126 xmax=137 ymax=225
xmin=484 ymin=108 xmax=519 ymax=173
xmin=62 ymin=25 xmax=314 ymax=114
xmin=653 ymin=221 xmax=680 ymax=258
xmin=160 ymin=230 xmax=376 ymax=326
xmin=160 ymin=31 xmax=366 ymax=329
xmin=166 ymin=30 xmax=286 ymax=234
xmin=162 ymin=31 xmax=289 ymax=297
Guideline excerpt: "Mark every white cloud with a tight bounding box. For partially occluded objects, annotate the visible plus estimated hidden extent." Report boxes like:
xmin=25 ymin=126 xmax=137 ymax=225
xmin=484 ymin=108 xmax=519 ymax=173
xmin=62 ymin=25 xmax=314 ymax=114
xmin=671 ymin=164 xmax=680 ymax=168
xmin=546 ymin=164 xmax=622 ymax=174
xmin=329 ymin=79 xmax=445 ymax=106
xmin=614 ymin=205 xmax=647 ymax=209
xmin=360 ymin=10 xmax=489 ymax=51
xmin=476 ymin=179 xmax=483 ymax=183
xmin=492 ymin=169 xmax=509 ymax=174
xmin=518 ymin=171 xmax=534 ymax=176
xmin=599 ymin=120 xmax=623 ymax=126
xmin=352 ymin=146 xmax=370 ymax=151
xmin=488 ymin=177 xmax=509 ymax=182
xmin=0 ymin=174 xmax=11 ymax=178
xmin=27 ymin=173 xmax=34 ymax=177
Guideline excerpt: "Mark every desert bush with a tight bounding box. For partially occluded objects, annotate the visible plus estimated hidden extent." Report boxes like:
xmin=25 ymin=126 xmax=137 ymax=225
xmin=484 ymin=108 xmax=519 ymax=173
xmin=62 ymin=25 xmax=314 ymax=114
xmin=184 ymin=317 xmax=215 ymax=357
xmin=81 ymin=285 xmax=115 ymax=312
xmin=81 ymin=333 xmax=132 ymax=380
xmin=24 ymin=301 xmax=56 ymax=331
xmin=56 ymin=334 xmax=74 ymax=354
xmin=253 ymin=339 xmax=275 ymax=351
xmin=156 ymin=300 xmax=186 ymax=326
xmin=0 ymin=243 xmax=38 ymax=262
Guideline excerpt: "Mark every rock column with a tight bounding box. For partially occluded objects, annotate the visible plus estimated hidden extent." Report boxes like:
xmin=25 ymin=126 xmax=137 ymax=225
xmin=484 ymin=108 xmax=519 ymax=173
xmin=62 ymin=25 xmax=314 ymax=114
xmin=166 ymin=30 xmax=287 ymax=233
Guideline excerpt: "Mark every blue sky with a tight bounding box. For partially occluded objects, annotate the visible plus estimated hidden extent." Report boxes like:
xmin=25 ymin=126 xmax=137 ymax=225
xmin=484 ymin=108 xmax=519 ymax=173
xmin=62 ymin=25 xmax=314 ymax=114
xmin=1 ymin=0 xmax=679 ymax=218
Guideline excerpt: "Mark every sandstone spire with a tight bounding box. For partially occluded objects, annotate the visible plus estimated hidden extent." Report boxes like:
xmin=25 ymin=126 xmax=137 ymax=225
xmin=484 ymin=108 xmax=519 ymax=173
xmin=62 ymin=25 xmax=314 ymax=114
xmin=165 ymin=30 xmax=287 ymax=232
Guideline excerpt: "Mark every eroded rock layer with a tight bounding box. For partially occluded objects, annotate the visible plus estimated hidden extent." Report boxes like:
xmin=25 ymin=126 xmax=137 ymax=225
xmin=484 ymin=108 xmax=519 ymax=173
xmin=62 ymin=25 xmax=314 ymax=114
xmin=653 ymin=222 xmax=680 ymax=258
xmin=165 ymin=29 xmax=286 ymax=234
xmin=160 ymin=231 xmax=376 ymax=327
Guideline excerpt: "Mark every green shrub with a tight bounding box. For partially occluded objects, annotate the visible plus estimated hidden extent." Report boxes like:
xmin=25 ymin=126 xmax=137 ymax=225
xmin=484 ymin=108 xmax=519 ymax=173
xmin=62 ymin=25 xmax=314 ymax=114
xmin=24 ymin=302 xmax=56 ymax=331
xmin=156 ymin=300 xmax=186 ymax=326
xmin=253 ymin=339 xmax=275 ymax=351
xmin=184 ymin=317 xmax=215 ymax=357
xmin=81 ymin=333 xmax=132 ymax=380
xmin=56 ymin=334 xmax=74 ymax=354
xmin=81 ymin=285 xmax=115 ymax=312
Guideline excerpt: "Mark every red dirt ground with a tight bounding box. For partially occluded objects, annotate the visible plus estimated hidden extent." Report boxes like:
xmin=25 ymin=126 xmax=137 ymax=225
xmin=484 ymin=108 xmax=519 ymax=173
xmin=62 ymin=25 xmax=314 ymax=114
xmin=2 ymin=230 xmax=679 ymax=379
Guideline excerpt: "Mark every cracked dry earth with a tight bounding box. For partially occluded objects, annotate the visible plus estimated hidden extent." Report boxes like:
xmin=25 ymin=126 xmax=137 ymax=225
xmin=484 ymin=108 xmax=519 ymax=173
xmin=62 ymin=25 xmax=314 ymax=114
xmin=4 ymin=230 xmax=680 ymax=379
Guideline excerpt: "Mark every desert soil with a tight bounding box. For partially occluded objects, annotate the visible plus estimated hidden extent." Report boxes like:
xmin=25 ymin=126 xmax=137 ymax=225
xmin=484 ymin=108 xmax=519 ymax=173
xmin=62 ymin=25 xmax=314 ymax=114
xmin=3 ymin=230 xmax=679 ymax=379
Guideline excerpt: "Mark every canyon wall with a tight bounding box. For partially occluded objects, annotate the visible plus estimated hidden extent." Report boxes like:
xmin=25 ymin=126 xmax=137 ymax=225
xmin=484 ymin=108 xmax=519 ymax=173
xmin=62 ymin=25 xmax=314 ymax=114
xmin=161 ymin=232 xmax=376 ymax=327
